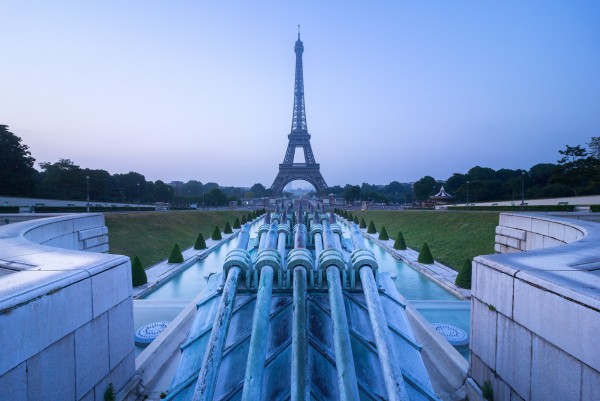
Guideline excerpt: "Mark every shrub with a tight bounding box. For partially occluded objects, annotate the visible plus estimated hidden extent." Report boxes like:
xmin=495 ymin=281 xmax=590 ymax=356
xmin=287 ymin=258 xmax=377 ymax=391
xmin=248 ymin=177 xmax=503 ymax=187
xmin=591 ymin=204 xmax=600 ymax=212
xmin=481 ymin=380 xmax=493 ymax=401
xmin=194 ymin=233 xmax=207 ymax=250
xmin=360 ymin=218 xmax=367 ymax=229
xmin=417 ymin=242 xmax=434 ymax=264
xmin=353 ymin=216 xmax=359 ymax=224
xmin=168 ymin=243 xmax=184 ymax=264
xmin=233 ymin=217 xmax=241 ymax=229
xmin=241 ymin=215 xmax=247 ymax=224
xmin=348 ymin=212 xmax=353 ymax=221
xmin=455 ymin=259 xmax=472 ymax=289
xmin=104 ymin=383 xmax=116 ymax=401
xmin=378 ymin=226 xmax=389 ymax=240
xmin=131 ymin=256 xmax=147 ymax=287
xmin=367 ymin=220 xmax=377 ymax=234
xmin=394 ymin=231 xmax=407 ymax=250
xmin=224 ymin=221 xmax=233 ymax=234
xmin=212 ymin=226 xmax=222 ymax=240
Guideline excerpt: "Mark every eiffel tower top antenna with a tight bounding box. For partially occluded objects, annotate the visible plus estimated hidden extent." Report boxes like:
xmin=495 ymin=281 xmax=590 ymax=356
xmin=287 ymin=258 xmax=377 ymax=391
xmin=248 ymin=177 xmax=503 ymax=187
xmin=298 ymin=24 xmax=300 ymax=40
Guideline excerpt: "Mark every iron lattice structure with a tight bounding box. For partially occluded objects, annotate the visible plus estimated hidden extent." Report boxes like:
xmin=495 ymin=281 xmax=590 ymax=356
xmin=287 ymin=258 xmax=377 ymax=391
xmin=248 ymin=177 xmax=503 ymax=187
xmin=270 ymin=30 xmax=328 ymax=195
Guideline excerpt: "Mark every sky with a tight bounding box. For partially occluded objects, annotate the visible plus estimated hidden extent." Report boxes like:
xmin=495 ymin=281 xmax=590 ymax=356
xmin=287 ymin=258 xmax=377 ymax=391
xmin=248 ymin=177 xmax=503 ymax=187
xmin=1 ymin=1 xmax=600 ymax=188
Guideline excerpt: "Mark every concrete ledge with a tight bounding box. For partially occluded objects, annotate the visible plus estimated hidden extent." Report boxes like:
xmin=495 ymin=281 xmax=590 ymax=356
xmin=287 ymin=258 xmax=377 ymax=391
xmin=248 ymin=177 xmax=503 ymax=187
xmin=471 ymin=213 xmax=600 ymax=401
xmin=0 ymin=214 xmax=136 ymax=399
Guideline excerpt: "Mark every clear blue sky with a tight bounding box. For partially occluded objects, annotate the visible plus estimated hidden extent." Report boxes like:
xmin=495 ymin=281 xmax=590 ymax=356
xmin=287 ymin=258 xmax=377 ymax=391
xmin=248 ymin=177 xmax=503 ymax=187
xmin=2 ymin=1 xmax=599 ymax=187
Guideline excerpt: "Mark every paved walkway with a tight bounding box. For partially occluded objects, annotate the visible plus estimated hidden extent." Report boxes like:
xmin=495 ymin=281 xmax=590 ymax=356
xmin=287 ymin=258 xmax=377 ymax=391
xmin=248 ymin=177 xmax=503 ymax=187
xmin=133 ymin=230 xmax=240 ymax=298
xmin=359 ymin=228 xmax=472 ymax=300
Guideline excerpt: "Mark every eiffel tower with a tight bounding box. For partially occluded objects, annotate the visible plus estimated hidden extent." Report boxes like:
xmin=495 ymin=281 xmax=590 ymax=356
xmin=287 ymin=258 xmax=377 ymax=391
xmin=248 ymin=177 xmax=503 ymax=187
xmin=270 ymin=28 xmax=328 ymax=195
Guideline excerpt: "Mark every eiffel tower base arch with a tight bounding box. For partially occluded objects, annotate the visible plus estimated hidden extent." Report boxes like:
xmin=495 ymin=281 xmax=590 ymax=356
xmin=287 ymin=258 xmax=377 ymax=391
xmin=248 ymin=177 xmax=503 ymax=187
xmin=270 ymin=165 xmax=327 ymax=195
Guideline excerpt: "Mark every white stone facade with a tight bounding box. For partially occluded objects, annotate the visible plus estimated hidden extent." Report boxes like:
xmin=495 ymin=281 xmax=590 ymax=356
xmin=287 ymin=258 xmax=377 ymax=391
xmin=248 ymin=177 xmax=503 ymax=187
xmin=471 ymin=213 xmax=600 ymax=401
xmin=0 ymin=214 xmax=135 ymax=400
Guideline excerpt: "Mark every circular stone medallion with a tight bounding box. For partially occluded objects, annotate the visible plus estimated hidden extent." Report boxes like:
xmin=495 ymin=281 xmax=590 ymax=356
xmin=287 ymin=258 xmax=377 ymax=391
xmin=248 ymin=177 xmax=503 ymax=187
xmin=432 ymin=323 xmax=469 ymax=346
xmin=135 ymin=321 xmax=170 ymax=345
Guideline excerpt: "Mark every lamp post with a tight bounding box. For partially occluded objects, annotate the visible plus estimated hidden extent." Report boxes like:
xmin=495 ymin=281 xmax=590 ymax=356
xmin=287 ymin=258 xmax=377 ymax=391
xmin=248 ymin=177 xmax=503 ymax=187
xmin=86 ymin=176 xmax=90 ymax=213
xmin=137 ymin=182 xmax=140 ymax=212
xmin=466 ymin=180 xmax=470 ymax=210
xmin=521 ymin=171 xmax=525 ymax=212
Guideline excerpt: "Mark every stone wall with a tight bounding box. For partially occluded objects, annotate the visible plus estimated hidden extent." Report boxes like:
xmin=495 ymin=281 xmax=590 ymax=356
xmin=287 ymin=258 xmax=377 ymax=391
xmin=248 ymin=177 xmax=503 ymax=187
xmin=470 ymin=213 xmax=600 ymax=401
xmin=0 ymin=214 xmax=135 ymax=400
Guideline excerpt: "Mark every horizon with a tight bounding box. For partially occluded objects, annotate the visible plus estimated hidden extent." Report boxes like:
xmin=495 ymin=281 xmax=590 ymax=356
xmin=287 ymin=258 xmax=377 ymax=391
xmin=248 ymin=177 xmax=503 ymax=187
xmin=2 ymin=2 xmax=599 ymax=187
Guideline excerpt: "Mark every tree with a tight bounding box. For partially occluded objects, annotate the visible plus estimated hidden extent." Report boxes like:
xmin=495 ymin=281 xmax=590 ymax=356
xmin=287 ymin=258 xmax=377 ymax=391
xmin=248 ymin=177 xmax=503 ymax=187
xmin=378 ymin=226 xmax=389 ymax=240
xmin=224 ymin=221 xmax=233 ymax=234
xmin=359 ymin=218 xmax=367 ymax=229
xmin=37 ymin=159 xmax=84 ymax=199
xmin=367 ymin=221 xmax=377 ymax=234
xmin=249 ymin=183 xmax=267 ymax=198
xmin=241 ymin=215 xmax=247 ymax=224
xmin=353 ymin=216 xmax=359 ymax=224
xmin=455 ymin=259 xmax=472 ymax=289
xmin=0 ymin=125 xmax=37 ymax=196
xmin=412 ymin=176 xmax=437 ymax=201
xmin=233 ymin=217 xmax=241 ymax=229
xmin=589 ymin=136 xmax=600 ymax=160
xmin=394 ymin=231 xmax=407 ymax=250
xmin=417 ymin=243 xmax=434 ymax=264
xmin=131 ymin=256 xmax=147 ymax=286
xmin=344 ymin=185 xmax=361 ymax=203
xmin=212 ymin=226 xmax=222 ymax=240
xmin=555 ymin=144 xmax=595 ymax=196
xmin=204 ymin=188 xmax=228 ymax=206
xmin=194 ymin=233 xmax=207 ymax=250
xmin=168 ymin=243 xmax=184 ymax=263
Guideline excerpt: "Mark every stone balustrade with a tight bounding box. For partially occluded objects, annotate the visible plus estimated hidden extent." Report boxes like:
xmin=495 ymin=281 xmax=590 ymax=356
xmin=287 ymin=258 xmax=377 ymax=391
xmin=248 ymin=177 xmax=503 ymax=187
xmin=470 ymin=213 xmax=600 ymax=401
xmin=0 ymin=214 xmax=135 ymax=400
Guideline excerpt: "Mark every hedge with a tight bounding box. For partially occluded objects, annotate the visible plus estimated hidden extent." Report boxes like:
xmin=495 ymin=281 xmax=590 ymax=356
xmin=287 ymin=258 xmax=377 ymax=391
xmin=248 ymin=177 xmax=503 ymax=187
xmin=591 ymin=205 xmax=600 ymax=212
xmin=32 ymin=206 xmax=155 ymax=213
xmin=131 ymin=256 xmax=147 ymax=286
xmin=0 ymin=206 xmax=19 ymax=213
xmin=447 ymin=205 xmax=575 ymax=212
xmin=394 ymin=231 xmax=407 ymax=250
xmin=417 ymin=243 xmax=434 ymax=264
xmin=167 ymin=243 xmax=184 ymax=264
xmin=455 ymin=259 xmax=472 ymax=289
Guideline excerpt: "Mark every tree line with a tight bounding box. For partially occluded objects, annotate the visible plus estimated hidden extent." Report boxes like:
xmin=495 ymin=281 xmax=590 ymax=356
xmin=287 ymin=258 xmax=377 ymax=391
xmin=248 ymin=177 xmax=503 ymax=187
xmin=2 ymin=125 xmax=598 ymax=205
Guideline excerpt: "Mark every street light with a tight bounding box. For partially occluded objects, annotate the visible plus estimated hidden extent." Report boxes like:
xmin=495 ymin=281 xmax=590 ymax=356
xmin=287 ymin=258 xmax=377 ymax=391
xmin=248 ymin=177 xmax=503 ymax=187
xmin=521 ymin=171 xmax=525 ymax=211
xmin=86 ymin=176 xmax=90 ymax=213
xmin=466 ymin=180 xmax=470 ymax=210
xmin=137 ymin=182 xmax=140 ymax=212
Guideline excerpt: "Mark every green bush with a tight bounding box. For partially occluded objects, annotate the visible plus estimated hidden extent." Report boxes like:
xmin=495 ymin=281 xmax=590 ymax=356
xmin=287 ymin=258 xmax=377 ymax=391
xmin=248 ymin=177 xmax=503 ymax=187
xmin=233 ymin=217 xmax=241 ymax=229
xmin=417 ymin=242 xmax=434 ymax=264
xmin=0 ymin=206 xmax=19 ymax=213
xmin=367 ymin=220 xmax=377 ymax=234
xmin=378 ymin=226 xmax=389 ymax=240
xmin=481 ymin=380 xmax=493 ymax=401
xmin=212 ymin=226 xmax=222 ymax=240
xmin=131 ymin=256 xmax=147 ymax=287
xmin=104 ymin=383 xmax=116 ymax=401
xmin=394 ymin=231 xmax=407 ymax=250
xmin=168 ymin=243 xmax=184 ymax=263
xmin=591 ymin=205 xmax=600 ymax=212
xmin=353 ymin=216 xmax=359 ymax=224
xmin=247 ymin=213 xmax=252 ymax=221
xmin=224 ymin=221 xmax=233 ymax=234
xmin=360 ymin=218 xmax=367 ymax=229
xmin=455 ymin=259 xmax=472 ymax=289
xmin=194 ymin=233 xmax=207 ymax=250
xmin=241 ymin=215 xmax=247 ymax=224
xmin=348 ymin=212 xmax=353 ymax=221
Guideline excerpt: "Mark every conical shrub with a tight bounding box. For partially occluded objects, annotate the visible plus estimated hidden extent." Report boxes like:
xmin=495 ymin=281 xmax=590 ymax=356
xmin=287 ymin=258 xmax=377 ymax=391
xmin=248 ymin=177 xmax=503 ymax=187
xmin=394 ymin=231 xmax=407 ymax=250
xmin=194 ymin=233 xmax=207 ymax=250
xmin=378 ymin=226 xmax=389 ymax=240
xmin=417 ymin=242 xmax=434 ymax=264
xmin=360 ymin=218 xmax=367 ymax=229
xmin=233 ymin=217 xmax=241 ymax=229
xmin=367 ymin=220 xmax=377 ymax=234
xmin=168 ymin=243 xmax=184 ymax=264
xmin=348 ymin=212 xmax=353 ymax=221
xmin=353 ymin=216 xmax=359 ymax=224
xmin=212 ymin=226 xmax=222 ymax=240
xmin=455 ymin=259 xmax=472 ymax=289
xmin=131 ymin=256 xmax=147 ymax=286
xmin=224 ymin=221 xmax=233 ymax=234
xmin=241 ymin=215 xmax=247 ymax=224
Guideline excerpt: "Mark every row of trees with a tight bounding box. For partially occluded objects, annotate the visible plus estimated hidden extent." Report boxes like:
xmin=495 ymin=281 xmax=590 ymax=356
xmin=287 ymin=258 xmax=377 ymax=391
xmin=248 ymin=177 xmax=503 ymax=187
xmin=2 ymin=125 xmax=598 ymax=205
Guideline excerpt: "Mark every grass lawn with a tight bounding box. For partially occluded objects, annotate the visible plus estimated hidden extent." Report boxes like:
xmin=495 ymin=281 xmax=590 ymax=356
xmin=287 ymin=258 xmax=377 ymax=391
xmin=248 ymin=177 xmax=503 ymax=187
xmin=350 ymin=210 xmax=500 ymax=270
xmin=105 ymin=210 xmax=249 ymax=269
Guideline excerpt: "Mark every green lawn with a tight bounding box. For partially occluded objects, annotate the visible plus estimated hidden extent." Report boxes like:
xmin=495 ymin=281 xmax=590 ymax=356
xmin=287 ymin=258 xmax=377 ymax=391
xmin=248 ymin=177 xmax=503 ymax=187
xmin=105 ymin=210 xmax=248 ymax=269
xmin=350 ymin=210 xmax=500 ymax=270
